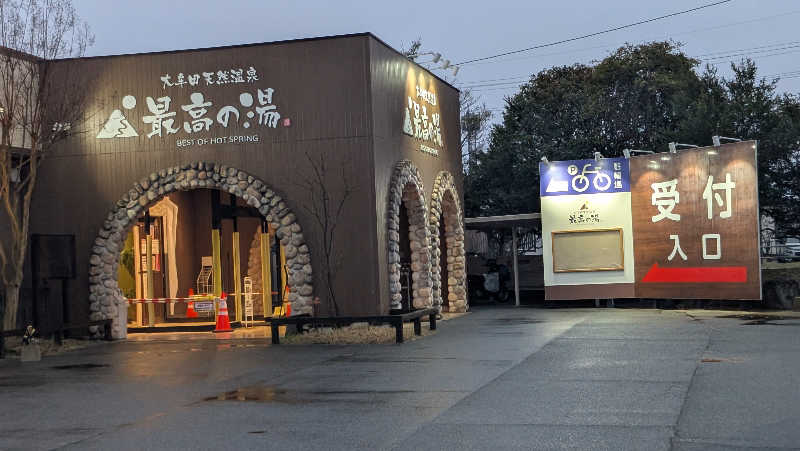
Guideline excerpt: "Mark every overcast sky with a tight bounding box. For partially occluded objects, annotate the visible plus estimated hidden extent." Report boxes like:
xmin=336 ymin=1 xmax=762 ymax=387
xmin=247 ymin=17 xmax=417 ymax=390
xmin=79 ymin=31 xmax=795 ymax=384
xmin=78 ymin=0 xmax=800 ymax=120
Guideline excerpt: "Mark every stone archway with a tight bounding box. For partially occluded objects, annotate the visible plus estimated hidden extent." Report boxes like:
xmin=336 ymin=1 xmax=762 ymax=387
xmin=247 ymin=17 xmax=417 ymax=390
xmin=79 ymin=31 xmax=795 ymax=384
xmin=429 ymin=171 xmax=467 ymax=312
xmin=88 ymin=161 xmax=313 ymax=338
xmin=386 ymin=160 xmax=432 ymax=310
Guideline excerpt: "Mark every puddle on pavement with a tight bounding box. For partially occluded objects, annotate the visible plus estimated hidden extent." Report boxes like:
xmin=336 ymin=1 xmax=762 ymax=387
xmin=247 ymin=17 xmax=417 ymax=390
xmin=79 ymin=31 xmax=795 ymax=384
xmin=51 ymin=363 xmax=110 ymax=370
xmin=204 ymin=385 xmax=418 ymax=404
xmin=702 ymin=357 xmax=745 ymax=363
xmin=490 ymin=318 xmax=544 ymax=325
xmin=719 ymin=314 xmax=788 ymax=320
xmin=717 ymin=314 xmax=800 ymax=326
xmin=742 ymin=319 xmax=800 ymax=326
xmin=329 ymin=355 xmax=447 ymax=363
xmin=204 ymin=386 xmax=309 ymax=404
xmin=0 ymin=376 xmax=45 ymax=388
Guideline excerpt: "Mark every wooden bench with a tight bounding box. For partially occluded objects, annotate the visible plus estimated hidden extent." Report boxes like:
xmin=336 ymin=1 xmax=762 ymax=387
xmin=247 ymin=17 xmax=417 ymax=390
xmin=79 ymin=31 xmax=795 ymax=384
xmin=1 ymin=319 xmax=113 ymax=343
xmin=55 ymin=319 xmax=114 ymax=343
xmin=268 ymin=308 xmax=438 ymax=344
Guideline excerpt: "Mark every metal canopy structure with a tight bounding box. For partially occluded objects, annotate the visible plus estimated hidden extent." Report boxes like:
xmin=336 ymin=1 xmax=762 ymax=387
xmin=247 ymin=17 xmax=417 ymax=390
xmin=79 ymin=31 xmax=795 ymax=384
xmin=464 ymin=213 xmax=542 ymax=306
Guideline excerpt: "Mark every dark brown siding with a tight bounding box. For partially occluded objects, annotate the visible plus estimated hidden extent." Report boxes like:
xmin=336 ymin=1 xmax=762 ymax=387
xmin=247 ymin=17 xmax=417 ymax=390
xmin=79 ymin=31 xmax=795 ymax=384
xmin=30 ymin=35 xmax=381 ymax=319
xmin=168 ymin=190 xmax=199 ymax=298
xmin=368 ymin=38 xmax=463 ymax=313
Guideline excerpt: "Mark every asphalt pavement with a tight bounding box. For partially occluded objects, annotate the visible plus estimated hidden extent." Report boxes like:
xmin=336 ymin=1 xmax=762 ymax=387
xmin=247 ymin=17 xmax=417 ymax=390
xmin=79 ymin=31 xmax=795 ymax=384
xmin=1 ymin=307 xmax=799 ymax=450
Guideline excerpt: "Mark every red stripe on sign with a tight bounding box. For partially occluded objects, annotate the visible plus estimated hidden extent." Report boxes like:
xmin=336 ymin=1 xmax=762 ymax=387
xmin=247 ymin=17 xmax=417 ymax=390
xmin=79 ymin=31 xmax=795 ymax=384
xmin=642 ymin=263 xmax=747 ymax=283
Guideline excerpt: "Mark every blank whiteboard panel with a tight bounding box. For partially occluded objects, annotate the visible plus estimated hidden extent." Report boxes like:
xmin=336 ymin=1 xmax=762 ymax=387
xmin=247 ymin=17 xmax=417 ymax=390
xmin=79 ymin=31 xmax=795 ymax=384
xmin=552 ymin=228 xmax=624 ymax=272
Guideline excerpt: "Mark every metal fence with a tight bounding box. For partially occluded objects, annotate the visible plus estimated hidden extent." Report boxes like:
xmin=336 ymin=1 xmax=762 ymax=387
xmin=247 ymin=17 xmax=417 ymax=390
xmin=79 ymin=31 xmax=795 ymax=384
xmin=465 ymin=229 xmax=542 ymax=257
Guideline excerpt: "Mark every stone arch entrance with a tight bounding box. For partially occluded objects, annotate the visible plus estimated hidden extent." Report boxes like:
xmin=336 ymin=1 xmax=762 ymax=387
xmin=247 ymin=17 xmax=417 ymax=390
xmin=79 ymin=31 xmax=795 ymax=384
xmin=386 ymin=160 xmax=432 ymax=310
xmin=88 ymin=161 xmax=313 ymax=338
xmin=429 ymin=171 xmax=467 ymax=312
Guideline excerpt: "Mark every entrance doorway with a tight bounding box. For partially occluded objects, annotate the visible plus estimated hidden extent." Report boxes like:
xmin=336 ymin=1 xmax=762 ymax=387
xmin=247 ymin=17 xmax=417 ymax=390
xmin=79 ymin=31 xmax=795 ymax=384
xmin=119 ymin=189 xmax=283 ymax=330
xmin=89 ymin=162 xmax=314 ymax=339
xmin=439 ymin=216 xmax=449 ymax=310
xmin=398 ymin=200 xmax=412 ymax=311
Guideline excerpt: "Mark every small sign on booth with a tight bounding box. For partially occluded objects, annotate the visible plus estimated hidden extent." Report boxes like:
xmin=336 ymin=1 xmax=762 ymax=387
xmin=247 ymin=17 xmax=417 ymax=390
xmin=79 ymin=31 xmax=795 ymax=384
xmin=539 ymin=157 xmax=636 ymax=300
xmin=193 ymin=301 xmax=215 ymax=313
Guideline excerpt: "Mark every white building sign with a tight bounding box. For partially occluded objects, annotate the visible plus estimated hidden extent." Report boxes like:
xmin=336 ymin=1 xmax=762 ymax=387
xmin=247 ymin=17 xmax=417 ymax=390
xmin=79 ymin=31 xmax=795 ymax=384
xmin=403 ymin=82 xmax=444 ymax=156
xmin=96 ymin=66 xmax=288 ymax=148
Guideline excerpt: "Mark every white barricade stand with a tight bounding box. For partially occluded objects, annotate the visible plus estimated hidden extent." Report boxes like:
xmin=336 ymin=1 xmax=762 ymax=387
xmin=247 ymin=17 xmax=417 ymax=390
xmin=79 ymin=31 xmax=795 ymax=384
xmin=243 ymin=277 xmax=254 ymax=327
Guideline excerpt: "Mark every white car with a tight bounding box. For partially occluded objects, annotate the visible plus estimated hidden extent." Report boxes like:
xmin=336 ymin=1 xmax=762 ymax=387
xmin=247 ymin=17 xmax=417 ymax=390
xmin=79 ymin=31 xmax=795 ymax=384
xmin=779 ymin=240 xmax=800 ymax=262
xmin=785 ymin=243 xmax=800 ymax=257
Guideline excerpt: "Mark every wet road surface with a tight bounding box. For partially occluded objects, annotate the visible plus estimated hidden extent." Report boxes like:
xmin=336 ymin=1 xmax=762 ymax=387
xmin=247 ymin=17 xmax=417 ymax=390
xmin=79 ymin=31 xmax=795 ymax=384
xmin=2 ymin=307 xmax=800 ymax=450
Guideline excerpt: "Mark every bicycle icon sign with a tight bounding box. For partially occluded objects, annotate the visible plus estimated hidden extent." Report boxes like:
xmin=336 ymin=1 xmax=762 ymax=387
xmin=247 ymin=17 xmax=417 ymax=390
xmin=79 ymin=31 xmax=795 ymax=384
xmin=567 ymin=163 xmax=612 ymax=192
xmin=540 ymin=157 xmax=630 ymax=197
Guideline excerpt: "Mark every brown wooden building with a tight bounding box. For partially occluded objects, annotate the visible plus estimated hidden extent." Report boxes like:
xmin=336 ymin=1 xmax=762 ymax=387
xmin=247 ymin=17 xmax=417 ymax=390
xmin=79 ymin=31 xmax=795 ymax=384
xmin=19 ymin=33 xmax=466 ymax=338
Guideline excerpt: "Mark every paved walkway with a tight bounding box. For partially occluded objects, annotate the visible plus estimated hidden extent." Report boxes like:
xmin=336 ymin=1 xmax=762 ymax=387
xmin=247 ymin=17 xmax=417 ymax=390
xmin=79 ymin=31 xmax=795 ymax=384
xmin=1 ymin=307 xmax=799 ymax=450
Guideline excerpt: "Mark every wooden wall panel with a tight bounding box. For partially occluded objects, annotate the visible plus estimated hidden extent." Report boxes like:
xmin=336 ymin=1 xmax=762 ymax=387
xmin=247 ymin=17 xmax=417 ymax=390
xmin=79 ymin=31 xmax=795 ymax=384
xmin=29 ymin=34 xmax=384 ymax=319
xmin=630 ymin=141 xmax=761 ymax=299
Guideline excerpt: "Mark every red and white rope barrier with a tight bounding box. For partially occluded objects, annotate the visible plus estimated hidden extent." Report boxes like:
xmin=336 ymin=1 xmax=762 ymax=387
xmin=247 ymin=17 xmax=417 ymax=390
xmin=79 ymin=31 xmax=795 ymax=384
xmin=126 ymin=297 xmax=200 ymax=304
xmin=125 ymin=293 xmax=270 ymax=304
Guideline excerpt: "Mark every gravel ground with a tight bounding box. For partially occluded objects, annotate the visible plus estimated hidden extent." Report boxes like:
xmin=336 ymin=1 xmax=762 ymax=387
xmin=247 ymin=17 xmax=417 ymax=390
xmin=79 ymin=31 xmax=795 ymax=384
xmin=2 ymin=336 xmax=106 ymax=359
xmin=282 ymin=312 xmax=468 ymax=345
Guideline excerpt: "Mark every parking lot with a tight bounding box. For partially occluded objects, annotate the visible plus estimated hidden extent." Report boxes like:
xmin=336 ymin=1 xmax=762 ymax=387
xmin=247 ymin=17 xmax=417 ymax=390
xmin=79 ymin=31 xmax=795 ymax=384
xmin=3 ymin=307 xmax=800 ymax=450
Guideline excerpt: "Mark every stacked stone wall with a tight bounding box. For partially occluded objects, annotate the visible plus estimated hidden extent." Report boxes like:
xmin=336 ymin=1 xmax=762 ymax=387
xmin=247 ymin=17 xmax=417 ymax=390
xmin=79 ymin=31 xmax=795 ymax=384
xmin=386 ymin=161 xmax=432 ymax=310
xmin=429 ymin=171 xmax=467 ymax=312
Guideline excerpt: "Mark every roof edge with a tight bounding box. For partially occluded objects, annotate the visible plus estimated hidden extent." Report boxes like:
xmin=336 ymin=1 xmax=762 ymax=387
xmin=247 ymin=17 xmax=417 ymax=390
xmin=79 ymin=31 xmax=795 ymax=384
xmin=364 ymin=33 xmax=459 ymax=92
xmin=0 ymin=45 xmax=42 ymax=63
xmin=49 ymin=31 xmax=459 ymax=92
xmin=53 ymin=32 xmax=373 ymax=62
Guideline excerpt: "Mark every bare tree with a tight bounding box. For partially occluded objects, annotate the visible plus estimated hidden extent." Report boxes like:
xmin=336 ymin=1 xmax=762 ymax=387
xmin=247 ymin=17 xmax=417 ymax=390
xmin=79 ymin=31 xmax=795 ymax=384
xmin=0 ymin=0 xmax=94 ymax=336
xmin=399 ymin=38 xmax=493 ymax=174
xmin=294 ymin=152 xmax=354 ymax=316
xmin=460 ymin=89 xmax=492 ymax=171
xmin=400 ymin=37 xmax=422 ymax=61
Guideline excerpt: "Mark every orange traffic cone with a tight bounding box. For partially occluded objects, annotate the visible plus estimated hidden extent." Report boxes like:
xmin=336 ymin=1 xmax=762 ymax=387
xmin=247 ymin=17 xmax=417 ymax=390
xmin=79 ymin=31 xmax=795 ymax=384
xmin=186 ymin=288 xmax=198 ymax=319
xmin=213 ymin=292 xmax=233 ymax=333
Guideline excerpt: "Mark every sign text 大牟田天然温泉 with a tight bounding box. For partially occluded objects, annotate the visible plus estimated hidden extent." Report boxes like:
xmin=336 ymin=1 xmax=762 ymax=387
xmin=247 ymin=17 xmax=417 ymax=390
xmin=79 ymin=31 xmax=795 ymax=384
xmin=95 ymin=66 xmax=288 ymax=148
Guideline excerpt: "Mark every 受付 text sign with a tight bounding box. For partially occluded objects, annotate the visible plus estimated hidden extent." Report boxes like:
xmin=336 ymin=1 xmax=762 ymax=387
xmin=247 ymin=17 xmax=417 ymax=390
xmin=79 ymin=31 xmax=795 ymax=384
xmin=630 ymin=141 xmax=761 ymax=299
